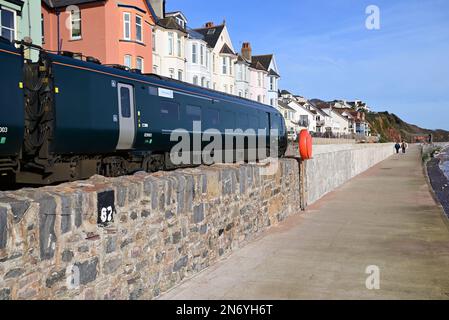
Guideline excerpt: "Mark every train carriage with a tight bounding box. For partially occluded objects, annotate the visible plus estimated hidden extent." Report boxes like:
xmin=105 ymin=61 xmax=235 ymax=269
xmin=0 ymin=38 xmax=24 ymax=178
xmin=1 ymin=41 xmax=288 ymax=185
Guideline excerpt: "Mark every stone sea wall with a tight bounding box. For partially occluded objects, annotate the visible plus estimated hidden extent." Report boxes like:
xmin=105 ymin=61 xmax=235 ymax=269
xmin=0 ymin=160 xmax=301 ymax=300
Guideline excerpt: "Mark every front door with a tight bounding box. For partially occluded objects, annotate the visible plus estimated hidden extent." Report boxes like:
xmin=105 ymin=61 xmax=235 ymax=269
xmin=116 ymin=83 xmax=136 ymax=150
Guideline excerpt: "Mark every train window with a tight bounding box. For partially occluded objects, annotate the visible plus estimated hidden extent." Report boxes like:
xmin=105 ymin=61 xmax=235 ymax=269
xmin=222 ymin=110 xmax=235 ymax=129
xmin=186 ymin=105 xmax=202 ymax=122
xmin=148 ymin=86 xmax=158 ymax=96
xmin=160 ymin=101 xmax=180 ymax=120
xmin=271 ymin=114 xmax=282 ymax=132
xmin=249 ymin=115 xmax=258 ymax=129
xmin=205 ymin=109 xmax=220 ymax=127
xmin=237 ymin=113 xmax=249 ymax=129
xmin=260 ymin=112 xmax=269 ymax=131
xmin=120 ymin=87 xmax=131 ymax=118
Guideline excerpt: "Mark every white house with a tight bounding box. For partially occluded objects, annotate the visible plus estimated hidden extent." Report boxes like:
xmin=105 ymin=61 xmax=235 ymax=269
xmin=287 ymin=100 xmax=317 ymax=133
xmin=193 ymin=22 xmax=237 ymax=95
xmin=185 ymin=28 xmax=212 ymax=88
xmin=151 ymin=8 xmax=187 ymax=81
xmin=251 ymin=54 xmax=280 ymax=106
xmin=319 ymin=107 xmax=351 ymax=135
xmin=278 ymin=100 xmax=296 ymax=133
xmin=249 ymin=59 xmax=268 ymax=103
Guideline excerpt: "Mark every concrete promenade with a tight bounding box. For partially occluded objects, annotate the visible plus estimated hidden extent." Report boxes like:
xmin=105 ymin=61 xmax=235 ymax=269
xmin=160 ymin=145 xmax=449 ymax=300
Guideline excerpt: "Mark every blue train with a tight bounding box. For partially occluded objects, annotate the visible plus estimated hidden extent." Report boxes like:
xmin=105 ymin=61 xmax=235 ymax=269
xmin=0 ymin=38 xmax=287 ymax=185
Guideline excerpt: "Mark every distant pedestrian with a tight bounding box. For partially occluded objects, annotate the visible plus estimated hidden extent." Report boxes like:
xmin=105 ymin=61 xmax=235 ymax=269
xmin=401 ymin=141 xmax=408 ymax=154
xmin=395 ymin=142 xmax=401 ymax=154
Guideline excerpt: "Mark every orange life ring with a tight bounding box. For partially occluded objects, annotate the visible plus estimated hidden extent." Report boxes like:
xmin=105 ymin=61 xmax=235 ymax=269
xmin=298 ymin=130 xmax=313 ymax=160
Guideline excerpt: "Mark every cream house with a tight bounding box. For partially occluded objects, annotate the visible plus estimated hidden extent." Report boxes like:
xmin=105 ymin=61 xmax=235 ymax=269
xmin=193 ymin=22 xmax=237 ymax=94
xmin=150 ymin=2 xmax=187 ymax=80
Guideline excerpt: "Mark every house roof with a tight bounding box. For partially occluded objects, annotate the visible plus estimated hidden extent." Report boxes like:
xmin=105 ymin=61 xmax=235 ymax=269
xmin=158 ymin=16 xmax=187 ymax=33
xmin=251 ymin=54 xmax=273 ymax=71
xmin=308 ymin=100 xmax=330 ymax=118
xmin=278 ymin=100 xmax=295 ymax=111
xmin=42 ymin=0 xmax=102 ymax=8
xmin=250 ymin=60 xmax=266 ymax=71
xmin=219 ymin=43 xmax=236 ymax=55
xmin=280 ymin=89 xmax=292 ymax=95
xmin=193 ymin=24 xmax=225 ymax=48
xmin=268 ymin=69 xmax=280 ymax=77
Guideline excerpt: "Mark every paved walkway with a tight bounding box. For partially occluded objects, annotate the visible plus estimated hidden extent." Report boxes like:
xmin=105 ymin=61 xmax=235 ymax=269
xmin=160 ymin=146 xmax=449 ymax=300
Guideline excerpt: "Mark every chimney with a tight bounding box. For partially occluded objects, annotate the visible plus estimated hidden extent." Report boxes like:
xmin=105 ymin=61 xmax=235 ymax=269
xmin=241 ymin=42 xmax=252 ymax=62
xmin=205 ymin=21 xmax=214 ymax=28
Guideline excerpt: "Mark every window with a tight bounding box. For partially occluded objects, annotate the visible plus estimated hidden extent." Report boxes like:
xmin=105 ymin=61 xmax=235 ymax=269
xmin=169 ymin=68 xmax=174 ymax=78
xmin=222 ymin=57 xmax=227 ymax=74
xmin=206 ymin=81 xmax=210 ymax=88
xmin=136 ymin=15 xmax=143 ymax=42
xmin=120 ymin=87 xmax=131 ymax=118
xmin=168 ymin=32 xmax=174 ymax=55
xmin=178 ymin=70 xmax=183 ymax=81
xmin=206 ymin=51 xmax=209 ymax=68
xmin=71 ymin=8 xmax=82 ymax=39
xmin=238 ymin=91 xmax=243 ymax=97
xmin=230 ymin=85 xmax=233 ymax=94
xmin=213 ymin=54 xmax=216 ymax=72
xmin=186 ymin=105 xmax=201 ymax=122
xmin=229 ymin=57 xmax=233 ymax=75
xmin=136 ymin=57 xmax=144 ymax=72
xmin=257 ymin=95 xmax=262 ymax=103
xmin=237 ymin=64 xmax=242 ymax=81
xmin=201 ymin=77 xmax=205 ymax=87
xmin=205 ymin=109 xmax=220 ymax=127
xmin=258 ymin=72 xmax=262 ymax=87
xmin=153 ymin=65 xmax=158 ymax=74
xmin=270 ymin=98 xmax=275 ymax=106
xmin=152 ymin=29 xmax=156 ymax=52
xmin=192 ymin=44 xmax=197 ymax=63
xmin=124 ymin=55 xmax=132 ymax=68
xmin=193 ymin=76 xmax=198 ymax=85
xmin=160 ymin=101 xmax=180 ymax=121
xmin=270 ymin=77 xmax=275 ymax=91
xmin=213 ymin=82 xmax=216 ymax=90
xmin=237 ymin=113 xmax=249 ymax=128
xmin=200 ymin=45 xmax=204 ymax=65
xmin=223 ymin=84 xmax=228 ymax=93
xmin=41 ymin=14 xmax=45 ymax=43
xmin=177 ymin=33 xmax=182 ymax=57
xmin=123 ymin=12 xmax=131 ymax=40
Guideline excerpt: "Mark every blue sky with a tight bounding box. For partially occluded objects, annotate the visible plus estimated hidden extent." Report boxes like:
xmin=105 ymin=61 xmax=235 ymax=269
xmin=166 ymin=0 xmax=449 ymax=130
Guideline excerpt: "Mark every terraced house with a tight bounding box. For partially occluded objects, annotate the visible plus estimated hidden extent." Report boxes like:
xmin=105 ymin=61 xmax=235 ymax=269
xmin=42 ymin=0 xmax=156 ymax=72
xmin=149 ymin=0 xmax=187 ymax=80
xmin=193 ymin=21 xmax=237 ymax=95
xmin=0 ymin=0 xmax=42 ymax=61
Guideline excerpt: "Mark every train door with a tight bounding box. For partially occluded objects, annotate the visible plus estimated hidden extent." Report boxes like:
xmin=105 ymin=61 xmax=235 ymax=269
xmin=116 ymin=83 xmax=136 ymax=150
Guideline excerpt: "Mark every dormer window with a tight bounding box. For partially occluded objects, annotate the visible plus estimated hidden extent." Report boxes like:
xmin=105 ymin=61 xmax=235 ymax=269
xmin=207 ymin=29 xmax=216 ymax=35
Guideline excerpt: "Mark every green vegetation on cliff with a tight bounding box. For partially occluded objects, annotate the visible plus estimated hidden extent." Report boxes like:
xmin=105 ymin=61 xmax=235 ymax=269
xmin=366 ymin=112 xmax=449 ymax=143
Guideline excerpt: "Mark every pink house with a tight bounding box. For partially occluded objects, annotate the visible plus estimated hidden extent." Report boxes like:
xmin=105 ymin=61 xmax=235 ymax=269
xmin=42 ymin=0 xmax=157 ymax=73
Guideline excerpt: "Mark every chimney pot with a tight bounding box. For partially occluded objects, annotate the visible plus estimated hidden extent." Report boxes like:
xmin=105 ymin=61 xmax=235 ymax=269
xmin=241 ymin=42 xmax=252 ymax=62
xmin=205 ymin=22 xmax=214 ymax=28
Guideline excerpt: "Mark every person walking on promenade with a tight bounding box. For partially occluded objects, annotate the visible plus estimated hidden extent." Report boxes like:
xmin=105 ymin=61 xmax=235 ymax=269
xmin=395 ymin=142 xmax=401 ymax=154
xmin=401 ymin=141 xmax=408 ymax=154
